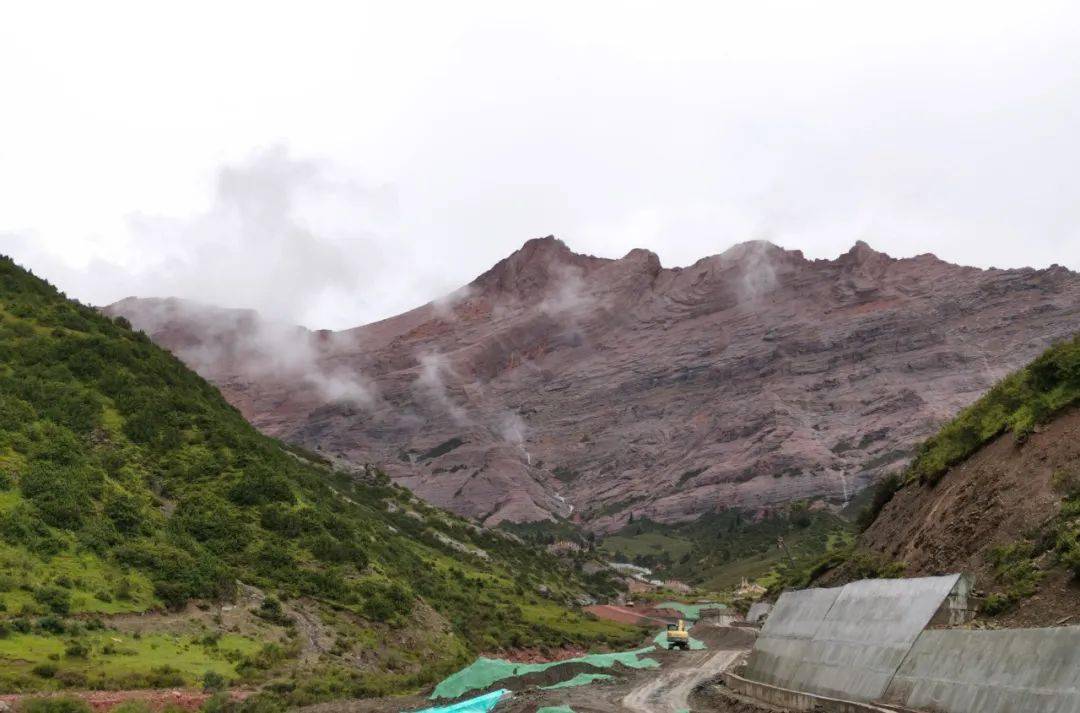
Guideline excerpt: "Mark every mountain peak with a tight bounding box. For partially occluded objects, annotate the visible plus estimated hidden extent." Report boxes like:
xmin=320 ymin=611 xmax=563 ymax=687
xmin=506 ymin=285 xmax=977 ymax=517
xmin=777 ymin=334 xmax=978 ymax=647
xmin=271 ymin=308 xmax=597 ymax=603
xmin=471 ymin=235 xmax=608 ymax=298
xmin=835 ymin=240 xmax=895 ymax=271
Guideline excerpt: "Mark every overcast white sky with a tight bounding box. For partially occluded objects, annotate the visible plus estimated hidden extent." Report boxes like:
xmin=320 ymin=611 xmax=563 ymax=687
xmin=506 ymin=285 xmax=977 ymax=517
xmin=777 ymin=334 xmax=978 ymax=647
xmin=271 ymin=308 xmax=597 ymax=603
xmin=2 ymin=1 xmax=1079 ymax=329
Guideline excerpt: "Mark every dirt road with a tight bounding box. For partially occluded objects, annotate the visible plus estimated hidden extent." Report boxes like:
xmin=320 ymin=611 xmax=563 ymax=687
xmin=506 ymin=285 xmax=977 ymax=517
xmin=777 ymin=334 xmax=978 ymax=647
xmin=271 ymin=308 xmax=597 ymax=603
xmin=622 ymin=647 xmax=743 ymax=713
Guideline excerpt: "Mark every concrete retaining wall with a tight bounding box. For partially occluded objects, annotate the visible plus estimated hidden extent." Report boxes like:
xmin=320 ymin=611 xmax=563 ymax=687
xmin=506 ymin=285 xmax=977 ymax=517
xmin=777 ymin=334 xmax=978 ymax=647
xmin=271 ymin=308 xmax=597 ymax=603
xmin=743 ymin=586 xmax=839 ymax=689
xmin=722 ymin=671 xmax=896 ymax=713
xmin=744 ymin=575 xmax=1080 ymax=713
xmin=883 ymin=626 xmax=1080 ymax=713
xmin=744 ymin=575 xmax=960 ymax=701
xmin=792 ymin=575 xmax=960 ymax=701
xmin=745 ymin=601 xmax=771 ymax=624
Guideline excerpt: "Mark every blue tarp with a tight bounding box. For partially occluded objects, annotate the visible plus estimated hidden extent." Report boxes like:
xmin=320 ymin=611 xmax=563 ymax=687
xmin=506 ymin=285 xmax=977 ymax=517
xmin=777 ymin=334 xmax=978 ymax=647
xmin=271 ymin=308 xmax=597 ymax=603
xmin=408 ymin=689 xmax=510 ymax=713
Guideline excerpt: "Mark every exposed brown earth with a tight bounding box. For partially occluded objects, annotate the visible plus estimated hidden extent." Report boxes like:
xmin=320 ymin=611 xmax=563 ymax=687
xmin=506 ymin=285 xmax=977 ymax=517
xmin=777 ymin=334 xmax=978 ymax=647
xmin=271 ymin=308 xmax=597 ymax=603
xmin=106 ymin=237 xmax=1080 ymax=528
xmin=854 ymin=407 xmax=1080 ymax=624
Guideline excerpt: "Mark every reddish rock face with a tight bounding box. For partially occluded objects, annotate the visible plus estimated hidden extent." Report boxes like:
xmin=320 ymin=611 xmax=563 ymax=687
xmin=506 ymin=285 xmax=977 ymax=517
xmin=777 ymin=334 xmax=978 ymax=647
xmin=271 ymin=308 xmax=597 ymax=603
xmin=105 ymin=237 xmax=1080 ymax=529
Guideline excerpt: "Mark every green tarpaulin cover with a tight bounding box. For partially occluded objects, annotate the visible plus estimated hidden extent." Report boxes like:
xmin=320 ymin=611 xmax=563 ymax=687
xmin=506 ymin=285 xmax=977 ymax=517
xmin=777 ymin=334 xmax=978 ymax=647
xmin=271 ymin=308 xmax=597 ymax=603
xmin=430 ymin=646 xmax=659 ymax=699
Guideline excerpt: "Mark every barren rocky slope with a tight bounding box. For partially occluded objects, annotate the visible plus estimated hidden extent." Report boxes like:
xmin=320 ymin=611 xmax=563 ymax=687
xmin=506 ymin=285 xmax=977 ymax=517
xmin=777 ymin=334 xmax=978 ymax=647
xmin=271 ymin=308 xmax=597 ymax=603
xmin=106 ymin=237 xmax=1080 ymax=528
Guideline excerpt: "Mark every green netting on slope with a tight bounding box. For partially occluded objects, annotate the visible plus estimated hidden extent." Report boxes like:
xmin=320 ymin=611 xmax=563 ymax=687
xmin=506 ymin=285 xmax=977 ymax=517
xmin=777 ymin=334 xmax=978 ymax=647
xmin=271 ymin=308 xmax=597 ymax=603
xmin=409 ymin=689 xmax=510 ymax=713
xmin=540 ymin=673 xmax=614 ymax=690
xmin=430 ymin=647 xmax=660 ymax=700
xmin=537 ymin=707 xmax=576 ymax=713
xmin=652 ymin=630 xmax=706 ymax=650
xmin=654 ymin=601 xmax=727 ymax=621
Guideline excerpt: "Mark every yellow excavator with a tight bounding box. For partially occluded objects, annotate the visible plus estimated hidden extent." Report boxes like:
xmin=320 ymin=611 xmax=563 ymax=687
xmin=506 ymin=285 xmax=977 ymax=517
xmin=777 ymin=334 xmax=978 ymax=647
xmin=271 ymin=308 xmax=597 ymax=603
xmin=666 ymin=619 xmax=689 ymax=650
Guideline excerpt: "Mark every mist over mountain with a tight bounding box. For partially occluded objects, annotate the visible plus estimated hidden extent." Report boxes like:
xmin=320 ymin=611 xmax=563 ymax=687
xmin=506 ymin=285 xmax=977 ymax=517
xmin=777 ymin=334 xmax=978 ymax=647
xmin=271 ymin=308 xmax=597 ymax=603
xmin=107 ymin=236 xmax=1080 ymax=529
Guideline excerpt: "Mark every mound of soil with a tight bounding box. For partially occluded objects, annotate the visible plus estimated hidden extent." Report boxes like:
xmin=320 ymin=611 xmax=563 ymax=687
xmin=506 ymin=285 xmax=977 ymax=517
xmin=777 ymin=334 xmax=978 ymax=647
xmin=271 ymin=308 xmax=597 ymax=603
xmin=497 ymin=661 xmax=628 ymax=691
xmin=690 ymin=623 xmax=757 ymax=650
xmin=692 ymin=683 xmax=788 ymax=712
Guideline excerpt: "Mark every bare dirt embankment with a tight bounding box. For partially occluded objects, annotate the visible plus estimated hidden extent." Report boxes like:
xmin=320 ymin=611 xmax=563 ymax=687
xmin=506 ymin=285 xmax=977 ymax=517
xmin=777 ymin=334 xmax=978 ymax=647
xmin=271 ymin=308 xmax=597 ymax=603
xmin=852 ymin=407 xmax=1080 ymax=626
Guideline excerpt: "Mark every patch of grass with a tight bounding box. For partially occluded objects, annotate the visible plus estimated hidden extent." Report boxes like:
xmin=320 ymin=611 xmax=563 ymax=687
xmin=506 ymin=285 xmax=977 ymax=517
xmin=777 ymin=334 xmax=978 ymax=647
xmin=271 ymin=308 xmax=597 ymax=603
xmin=419 ymin=437 xmax=465 ymax=461
xmin=591 ymin=496 xmax=648 ymax=519
xmin=0 ymin=545 xmax=155 ymax=616
xmin=767 ymin=545 xmax=902 ymax=594
xmin=552 ymin=466 xmax=580 ymax=484
xmin=600 ymin=532 xmax=694 ymax=562
xmin=856 ymin=474 xmax=901 ymax=532
xmin=978 ymin=542 xmax=1044 ymax=615
xmin=907 ymin=334 xmax=1080 ymax=486
xmin=0 ymin=630 xmax=263 ymax=691
xmin=519 ymin=603 xmax=645 ymax=648
xmin=676 ymin=468 xmax=706 ymax=486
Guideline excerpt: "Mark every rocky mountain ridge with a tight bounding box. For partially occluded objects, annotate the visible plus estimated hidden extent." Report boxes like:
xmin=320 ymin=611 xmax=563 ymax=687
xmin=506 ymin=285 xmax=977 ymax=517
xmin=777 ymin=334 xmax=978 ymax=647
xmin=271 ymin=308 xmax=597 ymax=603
xmin=106 ymin=237 xmax=1080 ymax=529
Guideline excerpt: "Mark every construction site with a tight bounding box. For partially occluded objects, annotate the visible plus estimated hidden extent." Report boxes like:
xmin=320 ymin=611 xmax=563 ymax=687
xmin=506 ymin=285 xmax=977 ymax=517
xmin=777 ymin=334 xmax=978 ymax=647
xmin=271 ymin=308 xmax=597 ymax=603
xmin=377 ymin=573 xmax=1080 ymax=713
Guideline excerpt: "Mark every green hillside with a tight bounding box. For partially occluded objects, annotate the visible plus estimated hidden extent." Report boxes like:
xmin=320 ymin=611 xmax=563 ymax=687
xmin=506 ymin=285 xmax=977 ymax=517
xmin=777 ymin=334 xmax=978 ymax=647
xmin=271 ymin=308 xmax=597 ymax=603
xmin=0 ymin=256 xmax=635 ymax=703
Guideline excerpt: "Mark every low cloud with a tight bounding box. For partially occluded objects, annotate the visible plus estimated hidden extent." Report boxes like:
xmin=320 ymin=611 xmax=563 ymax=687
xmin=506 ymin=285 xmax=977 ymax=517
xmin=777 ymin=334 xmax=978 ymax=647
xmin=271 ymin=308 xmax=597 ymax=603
xmin=538 ymin=263 xmax=595 ymax=318
xmin=726 ymin=240 xmax=778 ymax=303
xmin=113 ymin=297 xmax=376 ymax=406
xmin=414 ymin=351 xmax=470 ymax=425
xmin=493 ymin=410 xmax=527 ymax=445
xmin=432 ymin=285 xmax=475 ymax=321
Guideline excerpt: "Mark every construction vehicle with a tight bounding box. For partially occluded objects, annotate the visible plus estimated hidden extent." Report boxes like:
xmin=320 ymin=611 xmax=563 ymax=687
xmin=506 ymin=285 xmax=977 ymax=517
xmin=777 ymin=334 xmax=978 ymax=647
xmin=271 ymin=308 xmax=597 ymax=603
xmin=666 ymin=619 xmax=689 ymax=650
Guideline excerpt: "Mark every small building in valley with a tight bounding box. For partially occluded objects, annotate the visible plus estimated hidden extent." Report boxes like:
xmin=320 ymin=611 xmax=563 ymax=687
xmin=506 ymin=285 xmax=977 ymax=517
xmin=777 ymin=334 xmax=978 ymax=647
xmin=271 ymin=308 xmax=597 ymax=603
xmin=665 ymin=579 xmax=692 ymax=594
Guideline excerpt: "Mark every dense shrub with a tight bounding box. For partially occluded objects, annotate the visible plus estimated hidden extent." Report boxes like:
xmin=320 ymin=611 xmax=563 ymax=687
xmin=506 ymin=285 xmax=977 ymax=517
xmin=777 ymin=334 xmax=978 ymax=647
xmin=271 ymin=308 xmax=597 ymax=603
xmin=857 ymin=474 xmax=901 ymax=531
xmin=33 ymin=586 xmax=72 ymax=615
xmin=18 ymin=697 xmax=91 ymax=713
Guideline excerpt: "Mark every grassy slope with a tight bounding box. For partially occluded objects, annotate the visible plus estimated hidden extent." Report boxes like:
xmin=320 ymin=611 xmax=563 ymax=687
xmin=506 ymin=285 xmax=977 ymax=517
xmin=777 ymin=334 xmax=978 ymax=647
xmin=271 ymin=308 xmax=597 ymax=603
xmin=0 ymin=256 xmax=636 ymax=701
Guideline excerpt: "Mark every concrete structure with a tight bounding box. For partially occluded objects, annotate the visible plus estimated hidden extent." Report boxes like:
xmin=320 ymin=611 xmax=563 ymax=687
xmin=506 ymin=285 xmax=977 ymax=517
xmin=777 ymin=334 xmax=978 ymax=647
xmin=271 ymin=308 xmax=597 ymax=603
xmin=884 ymin=626 xmax=1080 ymax=713
xmin=722 ymin=671 xmax=895 ymax=713
xmin=736 ymin=577 xmax=768 ymax=599
xmin=925 ymin=573 xmax=977 ymax=628
xmin=546 ymin=540 xmax=582 ymax=555
xmin=664 ymin=579 xmax=692 ymax=594
xmin=744 ymin=575 xmax=966 ymax=701
xmin=741 ymin=574 xmax=1080 ymax=713
xmin=745 ymin=601 xmax=772 ymax=625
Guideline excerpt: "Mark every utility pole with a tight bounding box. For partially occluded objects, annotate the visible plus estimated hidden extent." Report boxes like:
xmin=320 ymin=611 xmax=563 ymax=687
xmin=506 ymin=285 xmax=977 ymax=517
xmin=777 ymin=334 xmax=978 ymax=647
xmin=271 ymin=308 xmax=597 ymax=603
xmin=777 ymin=536 xmax=796 ymax=568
